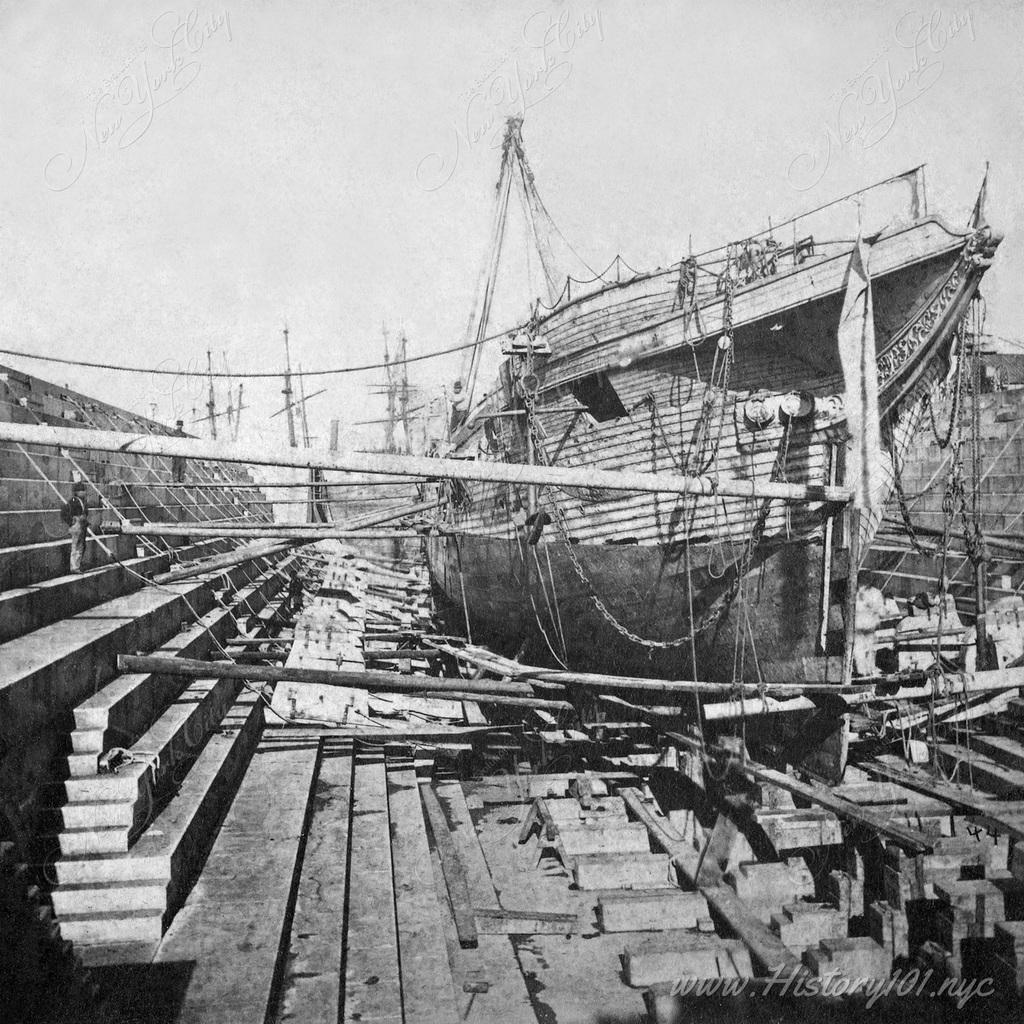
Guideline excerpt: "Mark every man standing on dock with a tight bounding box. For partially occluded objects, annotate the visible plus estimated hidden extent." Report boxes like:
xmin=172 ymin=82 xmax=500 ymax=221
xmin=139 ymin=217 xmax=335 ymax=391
xmin=63 ymin=480 xmax=90 ymax=573
xmin=171 ymin=420 xmax=187 ymax=483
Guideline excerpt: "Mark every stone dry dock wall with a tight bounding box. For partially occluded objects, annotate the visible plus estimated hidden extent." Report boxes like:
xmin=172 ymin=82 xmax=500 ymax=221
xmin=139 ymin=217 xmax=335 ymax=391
xmin=865 ymin=386 xmax=1024 ymax=616
xmin=0 ymin=364 xmax=300 ymax=1024
xmin=0 ymin=363 xmax=268 ymax=554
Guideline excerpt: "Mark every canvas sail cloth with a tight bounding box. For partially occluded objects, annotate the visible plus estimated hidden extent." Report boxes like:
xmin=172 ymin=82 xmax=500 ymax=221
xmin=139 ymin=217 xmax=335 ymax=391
xmin=837 ymin=235 xmax=884 ymax=512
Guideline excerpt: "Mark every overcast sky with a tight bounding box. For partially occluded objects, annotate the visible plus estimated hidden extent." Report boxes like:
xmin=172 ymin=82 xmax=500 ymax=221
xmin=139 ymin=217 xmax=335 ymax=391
xmin=2 ymin=0 xmax=1021 ymax=450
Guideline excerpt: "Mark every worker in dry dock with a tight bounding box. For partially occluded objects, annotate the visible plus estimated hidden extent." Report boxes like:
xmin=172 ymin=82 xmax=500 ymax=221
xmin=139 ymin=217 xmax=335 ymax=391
xmin=62 ymin=480 xmax=90 ymax=573
xmin=171 ymin=420 xmax=187 ymax=483
xmin=448 ymin=379 xmax=468 ymax=434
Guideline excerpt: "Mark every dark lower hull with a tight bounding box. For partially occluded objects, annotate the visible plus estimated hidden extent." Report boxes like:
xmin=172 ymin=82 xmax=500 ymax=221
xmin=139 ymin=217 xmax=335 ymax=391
xmin=425 ymin=531 xmax=827 ymax=682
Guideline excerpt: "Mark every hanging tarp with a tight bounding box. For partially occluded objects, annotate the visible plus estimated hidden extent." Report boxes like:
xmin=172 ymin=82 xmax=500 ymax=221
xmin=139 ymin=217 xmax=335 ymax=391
xmin=837 ymin=236 xmax=883 ymax=511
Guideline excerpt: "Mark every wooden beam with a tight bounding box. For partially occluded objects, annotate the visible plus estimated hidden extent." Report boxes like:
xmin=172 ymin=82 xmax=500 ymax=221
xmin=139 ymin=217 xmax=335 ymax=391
xmin=740 ymin=766 xmax=933 ymax=855
xmin=419 ymin=784 xmax=478 ymax=949
xmin=700 ymin=883 xmax=806 ymax=978
xmin=864 ymin=755 xmax=1024 ymax=842
xmin=112 ymin=526 xmax=425 ymax=541
xmin=117 ymin=654 xmax=536 ymax=698
xmin=0 ymin=420 xmax=852 ymax=503
xmin=152 ymin=541 xmax=295 ymax=584
xmin=619 ymin=789 xmax=805 ymax=977
xmin=658 ymin=732 xmax=934 ymax=854
xmin=114 ymin=500 xmax=437 ymax=532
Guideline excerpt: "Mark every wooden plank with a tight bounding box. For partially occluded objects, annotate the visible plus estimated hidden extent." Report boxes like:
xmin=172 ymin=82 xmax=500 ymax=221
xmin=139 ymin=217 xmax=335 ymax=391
xmin=620 ymin=788 xmax=807 ymax=978
xmin=433 ymin=780 xmax=502 ymax=913
xmin=474 ymin=907 xmax=579 ymax=935
xmin=701 ymin=884 xmax=806 ymax=978
xmin=420 ymin=783 xmax=478 ymax=948
xmin=865 ymin=755 xmax=1024 ymax=841
xmin=152 ymin=734 xmax=321 ymax=1024
xmin=0 ymin=418 xmax=854 ymax=503
xmin=619 ymin=788 xmax=702 ymax=880
xmin=344 ymin=753 xmax=402 ymax=1024
xmin=276 ymin=745 xmax=353 ymax=1024
xmin=386 ymin=761 xmax=461 ymax=1024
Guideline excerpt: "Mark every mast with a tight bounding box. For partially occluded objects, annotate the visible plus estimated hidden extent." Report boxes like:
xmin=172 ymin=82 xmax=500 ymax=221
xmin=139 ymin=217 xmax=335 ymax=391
xmin=297 ymin=364 xmax=311 ymax=448
xmin=233 ymin=384 xmax=244 ymax=441
xmin=396 ymin=330 xmax=410 ymax=454
xmin=206 ymin=350 xmax=218 ymax=440
xmin=282 ymin=326 xmax=297 ymax=449
xmin=382 ymin=326 xmax=396 ymax=453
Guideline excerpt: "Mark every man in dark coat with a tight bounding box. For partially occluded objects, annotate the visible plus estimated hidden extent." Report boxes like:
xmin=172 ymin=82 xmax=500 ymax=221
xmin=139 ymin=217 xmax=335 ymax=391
xmin=171 ymin=420 xmax=187 ymax=483
xmin=64 ymin=481 xmax=90 ymax=573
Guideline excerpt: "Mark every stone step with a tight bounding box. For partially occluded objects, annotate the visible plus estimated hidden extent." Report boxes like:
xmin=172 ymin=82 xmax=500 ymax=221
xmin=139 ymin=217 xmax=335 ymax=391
xmin=60 ymin=800 xmax=135 ymax=830
xmin=61 ymin=676 xmax=242 ymax=845
xmin=53 ymin=689 xmax=262 ymax=898
xmin=52 ymin=878 xmax=167 ymax=917
xmin=58 ymin=908 xmax=165 ymax=946
xmin=0 ymin=532 xmax=137 ymax=592
xmin=0 ymin=553 xmax=282 ymax=851
xmin=67 ymin=555 xmax=289 ymax=758
xmin=0 ymin=579 xmax=215 ymax=769
xmin=0 ymin=538 xmax=225 ymax=644
xmin=58 ymin=826 xmax=129 ymax=857
xmin=76 ymin=939 xmax=160 ymax=968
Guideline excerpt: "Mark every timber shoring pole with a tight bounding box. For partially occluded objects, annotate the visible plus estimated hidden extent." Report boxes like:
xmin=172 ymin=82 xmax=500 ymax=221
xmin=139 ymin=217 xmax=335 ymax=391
xmin=116 ymin=654 xmax=560 ymax=701
xmin=104 ymin=498 xmax=439 ymax=535
xmin=618 ymin=788 xmax=807 ymax=978
xmin=438 ymin=644 xmax=1024 ymax=700
xmin=658 ymin=734 xmax=934 ymax=856
xmin=0 ymin=421 xmax=853 ymax=504
xmin=117 ymin=527 xmax=425 ymax=542
xmin=841 ymin=506 xmax=862 ymax=687
xmin=152 ymin=541 xmax=298 ymax=584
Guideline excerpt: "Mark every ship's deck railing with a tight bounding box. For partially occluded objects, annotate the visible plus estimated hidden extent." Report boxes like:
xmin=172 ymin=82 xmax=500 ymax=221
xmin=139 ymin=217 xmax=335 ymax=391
xmin=540 ymin=166 xmax=931 ymax=315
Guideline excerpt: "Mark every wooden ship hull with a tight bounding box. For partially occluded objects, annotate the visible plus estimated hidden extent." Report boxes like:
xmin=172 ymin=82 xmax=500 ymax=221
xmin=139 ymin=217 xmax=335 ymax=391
xmin=427 ymin=203 xmax=1001 ymax=681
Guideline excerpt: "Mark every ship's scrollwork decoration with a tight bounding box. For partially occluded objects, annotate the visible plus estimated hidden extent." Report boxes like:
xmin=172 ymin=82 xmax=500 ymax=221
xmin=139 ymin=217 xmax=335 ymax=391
xmin=875 ymin=229 xmax=994 ymax=387
xmin=876 ymin=262 xmax=964 ymax=384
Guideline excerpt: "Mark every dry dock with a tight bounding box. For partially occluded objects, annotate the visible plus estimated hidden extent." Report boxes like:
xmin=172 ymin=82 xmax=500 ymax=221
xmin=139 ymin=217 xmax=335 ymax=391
xmin=4 ymin=367 xmax=1024 ymax=1023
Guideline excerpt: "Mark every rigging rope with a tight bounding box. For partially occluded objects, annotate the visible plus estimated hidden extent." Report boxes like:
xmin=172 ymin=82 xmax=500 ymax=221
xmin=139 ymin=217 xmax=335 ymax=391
xmin=0 ymin=337 xmax=488 ymax=380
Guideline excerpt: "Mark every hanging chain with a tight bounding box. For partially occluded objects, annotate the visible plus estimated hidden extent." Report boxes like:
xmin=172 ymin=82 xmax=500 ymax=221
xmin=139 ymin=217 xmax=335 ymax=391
xmin=927 ymin=318 xmax=967 ymax=449
xmin=686 ymin=249 xmax=735 ymax=476
xmin=516 ymin=360 xmax=786 ymax=650
xmin=891 ymin=443 xmax=926 ymax=554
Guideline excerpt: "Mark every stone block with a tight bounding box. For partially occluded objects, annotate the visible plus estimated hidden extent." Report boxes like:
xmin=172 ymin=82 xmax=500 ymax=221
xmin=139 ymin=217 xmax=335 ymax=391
xmin=934 ymin=878 xmax=1005 ymax=938
xmin=727 ymin=858 xmax=815 ymax=922
xmin=868 ymin=900 xmax=909 ymax=960
xmin=599 ymin=889 xmax=709 ymax=933
xmin=769 ymin=902 xmax=846 ymax=954
xmin=993 ymin=921 xmax=1024 ymax=994
xmin=624 ymin=933 xmax=753 ymax=987
xmin=803 ymin=936 xmax=891 ymax=980
xmin=573 ymin=852 xmax=673 ymax=890
xmin=826 ymin=869 xmax=864 ymax=920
